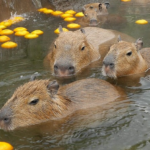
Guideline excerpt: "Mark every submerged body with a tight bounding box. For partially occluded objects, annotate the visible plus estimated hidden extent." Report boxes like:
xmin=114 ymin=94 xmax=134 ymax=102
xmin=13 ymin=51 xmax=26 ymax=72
xmin=45 ymin=27 xmax=134 ymax=77
xmin=102 ymin=39 xmax=150 ymax=78
xmin=0 ymin=78 xmax=124 ymax=131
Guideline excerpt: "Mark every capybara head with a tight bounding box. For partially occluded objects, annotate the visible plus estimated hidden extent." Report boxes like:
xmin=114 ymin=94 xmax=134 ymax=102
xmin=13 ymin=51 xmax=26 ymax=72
xmin=102 ymin=38 xmax=147 ymax=78
xmin=82 ymin=2 xmax=109 ymax=26
xmin=47 ymin=26 xmax=96 ymax=77
xmin=0 ymin=79 xmax=70 ymax=131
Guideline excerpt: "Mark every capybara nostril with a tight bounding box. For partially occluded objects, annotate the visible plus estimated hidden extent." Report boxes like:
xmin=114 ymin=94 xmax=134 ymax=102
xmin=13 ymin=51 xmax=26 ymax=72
xmin=68 ymin=66 xmax=75 ymax=74
xmin=109 ymin=63 xmax=114 ymax=68
xmin=3 ymin=117 xmax=11 ymax=124
xmin=54 ymin=65 xmax=58 ymax=71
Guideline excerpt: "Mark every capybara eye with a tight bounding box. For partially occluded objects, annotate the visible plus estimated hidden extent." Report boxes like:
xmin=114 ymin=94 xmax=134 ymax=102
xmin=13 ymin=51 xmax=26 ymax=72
xmin=54 ymin=44 xmax=56 ymax=48
xmin=126 ymin=51 xmax=132 ymax=56
xmin=85 ymin=14 xmax=88 ymax=17
xmin=29 ymin=99 xmax=39 ymax=105
xmin=81 ymin=46 xmax=85 ymax=51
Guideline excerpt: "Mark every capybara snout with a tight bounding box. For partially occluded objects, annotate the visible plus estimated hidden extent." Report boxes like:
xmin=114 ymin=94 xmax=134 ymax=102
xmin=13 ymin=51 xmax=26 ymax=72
xmin=54 ymin=62 xmax=75 ymax=76
xmin=0 ymin=105 xmax=12 ymax=131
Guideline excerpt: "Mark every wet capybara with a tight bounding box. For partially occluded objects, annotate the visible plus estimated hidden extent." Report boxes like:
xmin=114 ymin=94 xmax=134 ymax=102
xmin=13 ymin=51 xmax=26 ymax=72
xmin=80 ymin=2 xmax=125 ymax=27
xmin=102 ymin=38 xmax=150 ymax=78
xmin=44 ymin=26 xmax=134 ymax=77
xmin=0 ymin=78 xmax=125 ymax=131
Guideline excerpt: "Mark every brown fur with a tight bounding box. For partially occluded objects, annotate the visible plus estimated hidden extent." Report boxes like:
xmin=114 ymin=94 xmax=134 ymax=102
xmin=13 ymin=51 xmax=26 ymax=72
xmin=44 ymin=27 xmax=134 ymax=77
xmin=102 ymin=40 xmax=149 ymax=78
xmin=0 ymin=78 xmax=124 ymax=131
xmin=78 ymin=3 xmax=125 ymax=27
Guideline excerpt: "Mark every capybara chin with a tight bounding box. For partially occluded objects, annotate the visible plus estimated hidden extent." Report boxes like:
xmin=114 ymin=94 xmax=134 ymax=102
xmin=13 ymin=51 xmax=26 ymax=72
xmin=0 ymin=78 xmax=124 ymax=131
xmin=44 ymin=26 xmax=134 ymax=77
xmin=102 ymin=38 xmax=150 ymax=78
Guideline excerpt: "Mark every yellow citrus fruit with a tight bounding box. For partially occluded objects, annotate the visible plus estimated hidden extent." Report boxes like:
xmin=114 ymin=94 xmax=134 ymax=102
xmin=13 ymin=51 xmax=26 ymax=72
xmin=135 ymin=19 xmax=148 ymax=24
xmin=2 ymin=21 xmax=12 ymax=27
xmin=64 ymin=17 xmax=76 ymax=22
xmin=0 ymin=142 xmax=13 ymax=150
xmin=43 ymin=9 xmax=54 ymax=14
xmin=14 ymin=27 xmax=27 ymax=32
xmin=14 ymin=16 xmax=24 ymax=21
xmin=54 ymin=28 xmax=69 ymax=34
xmin=1 ymin=41 xmax=18 ymax=49
xmin=24 ymin=33 xmax=39 ymax=39
xmin=38 ymin=8 xmax=47 ymax=12
xmin=67 ymin=23 xmax=81 ymax=29
xmin=15 ymin=30 xmax=29 ymax=36
xmin=61 ymin=13 xmax=73 ymax=18
xmin=0 ymin=36 xmax=10 ymax=42
xmin=31 ymin=30 xmax=44 ymax=35
xmin=52 ymin=11 xmax=63 ymax=16
xmin=65 ymin=10 xmax=76 ymax=15
xmin=75 ymin=12 xmax=84 ymax=17
xmin=0 ymin=25 xmax=6 ymax=30
xmin=0 ymin=29 xmax=14 ymax=35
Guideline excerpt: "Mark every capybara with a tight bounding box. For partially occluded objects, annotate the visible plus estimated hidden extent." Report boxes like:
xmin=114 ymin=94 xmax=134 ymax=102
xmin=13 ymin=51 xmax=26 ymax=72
xmin=44 ymin=26 xmax=134 ymax=77
xmin=102 ymin=38 xmax=150 ymax=78
xmin=80 ymin=2 xmax=125 ymax=27
xmin=0 ymin=78 xmax=125 ymax=131
xmin=81 ymin=2 xmax=109 ymax=26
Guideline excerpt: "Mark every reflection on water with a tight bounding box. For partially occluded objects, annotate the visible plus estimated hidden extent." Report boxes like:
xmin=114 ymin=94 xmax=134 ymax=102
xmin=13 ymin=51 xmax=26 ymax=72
xmin=1 ymin=0 xmax=150 ymax=150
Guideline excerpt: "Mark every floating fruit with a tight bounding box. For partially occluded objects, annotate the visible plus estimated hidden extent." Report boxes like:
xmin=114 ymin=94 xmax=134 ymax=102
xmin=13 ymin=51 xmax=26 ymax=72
xmin=54 ymin=28 xmax=69 ymax=34
xmin=1 ymin=41 xmax=18 ymax=49
xmin=52 ymin=11 xmax=63 ymax=16
xmin=0 ymin=21 xmax=11 ymax=27
xmin=38 ymin=8 xmax=47 ymax=12
xmin=13 ymin=16 xmax=24 ymax=22
xmin=31 ymin=30 xmax=44 ymax=35
xmin=15 ymin=30 xmax=29 ymax=36
xmin=121 ymin=0 xmax=131 ymax=1
xmin=43 ymin=9 xmax=54 ymax=14
xmin=24 ymin=33 xmax=39 ymax=39
xmin=65 ymin=10 xmax=76 ymax=15
xmin=64 ymin=17 xmax=76 ymax=22
xmin=61 ymin=13 xmax=73 ymax=18
xmin=0 ymin=25 xmax=6 ymax=30
xmin=14 ymin=27 xmax=27 ymax=32
xmin=0 ymin=29 xmax=14 ymax=35
xmin=0 ymin=36 xmax=10 ymax=42
xmin=0 ymin=142 xmax=13 ymax=150
xmin=135 ymin=19 xmax=148 ymax=25
xmin=75 ymin=12 xmax=84 ymax=17
xmin=67 ymin=23 xmax=81 ymax=29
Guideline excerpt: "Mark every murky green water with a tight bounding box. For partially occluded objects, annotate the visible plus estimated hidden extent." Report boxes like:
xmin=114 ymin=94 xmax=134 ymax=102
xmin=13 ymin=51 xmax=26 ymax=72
xmin=1 ymin=0 xmax=150 ymax=150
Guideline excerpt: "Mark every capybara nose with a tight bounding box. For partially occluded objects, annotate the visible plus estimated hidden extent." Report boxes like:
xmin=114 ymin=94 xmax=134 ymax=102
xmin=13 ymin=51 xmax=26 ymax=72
xmin=0 ymin=108 xmax=12 ymax=125
xmin=103 ymin=61 xmax=115 ymax=69
xmin=54 ymin=64 xmax=75 ymax=76
xmin=90 ymin=19 xmax=98 ymax=26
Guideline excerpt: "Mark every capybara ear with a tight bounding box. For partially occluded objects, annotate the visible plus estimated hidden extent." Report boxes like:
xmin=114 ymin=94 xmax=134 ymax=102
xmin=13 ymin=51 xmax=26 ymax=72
xmin=58 ymin=25 xmax=63 ymax=33
xmin=135 ymin=38 xmax=143 ymax=51
xmin=99 ymin=3 xmax=102 ymax=11
xmin=104 ymin=2 xmax=110 ymax=9
xmin=89 ymin=5 xmax=93 ymax=9
xmin=118 ymin=35 xmax=122 ymax=42
xmin=47 ymin=80 xmax=59 ymax=96
xmin=29 ymin=74 xmax=36 ymax=81
xmin=80 ymin=28 xmax=85 ymax=34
